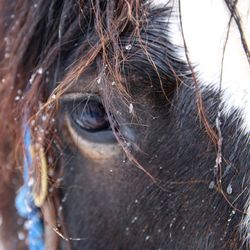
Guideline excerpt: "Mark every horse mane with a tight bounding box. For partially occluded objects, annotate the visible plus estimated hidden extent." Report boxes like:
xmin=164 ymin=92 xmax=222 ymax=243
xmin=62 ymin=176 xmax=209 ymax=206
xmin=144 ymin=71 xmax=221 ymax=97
xmin=0 ymin=0 xmax=181 ymax=186
xmin=0 ymin=0 xmax=138 ymax=174
xmin=0 ymin=0 xmax=247 ymax=183
xmin=0 ymin=1 xmax=164 ymax=244
xmin=0 ymin=0 xmax=249 ymax=247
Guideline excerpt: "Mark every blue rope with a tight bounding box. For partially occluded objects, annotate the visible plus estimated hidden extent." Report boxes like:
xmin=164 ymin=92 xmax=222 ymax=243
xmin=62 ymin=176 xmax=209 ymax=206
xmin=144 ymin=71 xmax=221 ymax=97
xmin=15 ymin=126 xmax=45 ymax=250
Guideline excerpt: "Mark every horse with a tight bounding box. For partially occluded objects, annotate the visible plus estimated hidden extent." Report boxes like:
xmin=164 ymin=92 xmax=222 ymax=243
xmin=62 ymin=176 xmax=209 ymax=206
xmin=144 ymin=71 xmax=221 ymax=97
xmin=0 ymin=0 xmax=249 ymax=249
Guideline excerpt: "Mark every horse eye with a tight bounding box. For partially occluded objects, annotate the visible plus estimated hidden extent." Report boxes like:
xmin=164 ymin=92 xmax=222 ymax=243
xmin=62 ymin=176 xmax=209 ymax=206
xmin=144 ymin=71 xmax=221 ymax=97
xmin=70 ymin=98 xmax=110 ymax=132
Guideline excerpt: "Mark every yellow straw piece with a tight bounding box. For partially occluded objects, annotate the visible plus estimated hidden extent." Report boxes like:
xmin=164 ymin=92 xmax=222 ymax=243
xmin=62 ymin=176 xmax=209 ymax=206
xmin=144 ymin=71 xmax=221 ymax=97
xmin=33 ymin=147 xmax=48 ymax=207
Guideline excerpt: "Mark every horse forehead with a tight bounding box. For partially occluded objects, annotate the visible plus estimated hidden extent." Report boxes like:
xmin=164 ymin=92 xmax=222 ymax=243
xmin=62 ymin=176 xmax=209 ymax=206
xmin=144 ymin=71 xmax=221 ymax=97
xmin=152 ymin=0 xmax=250 ymax=132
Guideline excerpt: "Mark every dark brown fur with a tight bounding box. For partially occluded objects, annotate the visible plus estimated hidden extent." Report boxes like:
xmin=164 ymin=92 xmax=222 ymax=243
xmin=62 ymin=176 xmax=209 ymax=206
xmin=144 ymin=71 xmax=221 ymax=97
xmin=0 ymin=1 xmax=249 ymax=249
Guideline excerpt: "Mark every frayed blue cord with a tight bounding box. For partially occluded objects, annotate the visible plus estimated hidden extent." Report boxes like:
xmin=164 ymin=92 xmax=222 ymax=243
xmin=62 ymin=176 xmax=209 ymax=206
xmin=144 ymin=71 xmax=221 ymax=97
xmin=15 ymin=126 xmax=45 ymax=250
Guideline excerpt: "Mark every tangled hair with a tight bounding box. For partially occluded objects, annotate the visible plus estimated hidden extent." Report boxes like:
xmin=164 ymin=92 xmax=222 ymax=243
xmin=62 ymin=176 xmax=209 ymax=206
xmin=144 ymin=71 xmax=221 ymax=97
xmin=0 ymin=1 xmax=143 ymax=174
xmin=0 ymin=0 xmax=184 ymax=191
xmin=0 ymin=0 xmax=177 ymax=245
xmin=0 ymin=0 xmax=249 ymax=247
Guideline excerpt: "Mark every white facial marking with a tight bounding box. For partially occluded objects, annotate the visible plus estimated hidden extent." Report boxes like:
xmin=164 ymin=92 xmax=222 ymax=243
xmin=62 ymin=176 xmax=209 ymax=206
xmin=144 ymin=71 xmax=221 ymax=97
xmin=152 ymin=0 xmax=250 ymax=132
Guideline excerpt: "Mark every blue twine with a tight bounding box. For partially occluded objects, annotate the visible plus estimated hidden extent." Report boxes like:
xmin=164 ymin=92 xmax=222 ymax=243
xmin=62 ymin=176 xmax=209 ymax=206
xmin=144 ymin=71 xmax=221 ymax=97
xmin=15 ymin=126 xmax=45 ymax=250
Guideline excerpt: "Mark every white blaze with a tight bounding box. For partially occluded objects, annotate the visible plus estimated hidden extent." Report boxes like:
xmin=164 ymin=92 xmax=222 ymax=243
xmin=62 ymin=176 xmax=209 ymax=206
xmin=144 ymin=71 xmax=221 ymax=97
xmin=152 ymin=0 xmax=250 ymax=133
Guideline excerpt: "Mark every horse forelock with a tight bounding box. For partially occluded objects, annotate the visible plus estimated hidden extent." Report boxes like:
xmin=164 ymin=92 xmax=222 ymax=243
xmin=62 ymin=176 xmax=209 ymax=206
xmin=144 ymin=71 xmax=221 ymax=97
xmin=0 ymin=0 xmax=250 ymax=249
